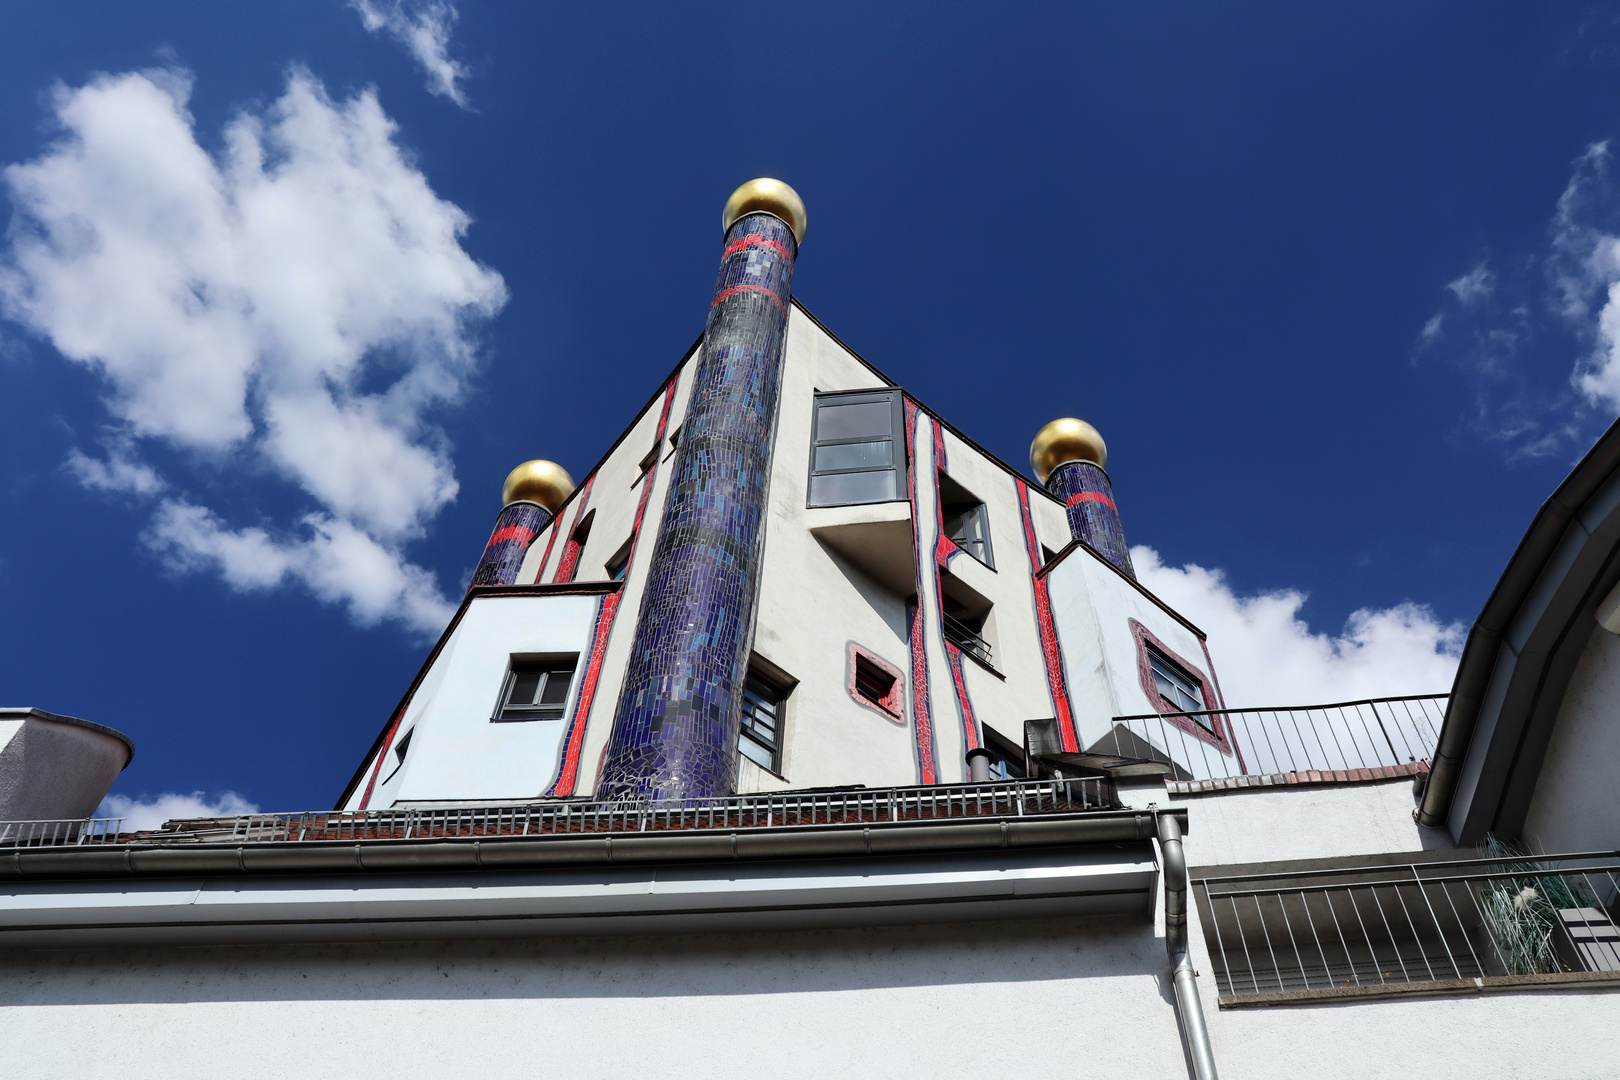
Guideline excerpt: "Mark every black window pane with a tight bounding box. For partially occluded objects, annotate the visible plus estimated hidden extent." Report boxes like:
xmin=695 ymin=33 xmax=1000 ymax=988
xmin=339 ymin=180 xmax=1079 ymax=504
xmin=814 ymin=440 xmax=893 ymax=472
xmin=816 ymin=400 xmax=893 ymax=440
xmin=508 ymin=670 xmax=542 ymax=707
xmin=809 ymin=470 xmax=896 ymax=506
xmin=538 ymin=668 xmax=573 ymax=705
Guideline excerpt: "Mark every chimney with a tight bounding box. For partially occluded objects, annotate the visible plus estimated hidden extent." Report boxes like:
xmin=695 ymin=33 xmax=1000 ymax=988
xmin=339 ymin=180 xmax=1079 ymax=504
xmin=468 ymin=459 xmax=574 ymax=588
xmin=595 ymin=179 xmax=806 ymax=801
xmin=1030 ymin=418 xmax=1135 ymax=578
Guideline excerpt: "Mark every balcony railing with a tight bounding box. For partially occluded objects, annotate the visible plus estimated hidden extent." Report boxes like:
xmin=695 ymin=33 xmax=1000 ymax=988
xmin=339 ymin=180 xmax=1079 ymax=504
xmin=941 ymin=612 xmax=994 ymax=668
xmin=0 ymin=817 xmax=126 ymax=847
xmin=1197 ymin=849 xmax=1620 ymax=1004
xmin=0 ymin=777 xmax=1114 ymax=849
xmin=1099 ymin=694 xmax=1445 ymax=785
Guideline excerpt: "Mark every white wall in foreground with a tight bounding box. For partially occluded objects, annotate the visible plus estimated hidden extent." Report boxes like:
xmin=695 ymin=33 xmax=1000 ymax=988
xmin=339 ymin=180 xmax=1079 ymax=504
xmin=0 ymin=917 xmax=1188 ymax=1080
xmin=1524 ymin=626 xmax=1620 ymax=853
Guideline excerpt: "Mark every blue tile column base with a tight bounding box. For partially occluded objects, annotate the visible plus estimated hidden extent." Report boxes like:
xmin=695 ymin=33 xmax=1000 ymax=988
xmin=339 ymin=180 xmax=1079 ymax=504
xmin=1047 ymin=460 xmax=1135 ymax=579
xmin=469 ymin=502 xmax=552 ymax=588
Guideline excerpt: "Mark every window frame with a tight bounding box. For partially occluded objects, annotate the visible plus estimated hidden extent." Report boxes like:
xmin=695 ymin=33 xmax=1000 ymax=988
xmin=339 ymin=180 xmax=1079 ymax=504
xmin=938 ymin=471 xmax=995 ymax=569
xmin=806 ymin=388 xmax=907 ymax=508
xmin=736 ymin=668 xmax=789 ymax=775
xmin=846 ymin=643 xmax=905 ymax=722
xmin=604 ymin=536 xmax=634 ymax=581
xmin=493 ymin=655 xmax=579 ymax=723
xmin=1129 ymin=619 xmax=1232 ymax=752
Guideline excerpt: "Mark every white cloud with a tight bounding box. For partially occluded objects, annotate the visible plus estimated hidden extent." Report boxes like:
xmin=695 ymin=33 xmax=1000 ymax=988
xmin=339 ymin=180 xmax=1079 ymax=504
xmin=1446 ymin=262 xmax=1495 ymax=306
xmin=97 ymin=790 xmax=259 ymax=832
xmin=351 ymin=0 xmax=471 ymax=108
xmin=1133 ymin=546 xmax=1463 ymax=707
xmin=0 ymin=68 xmax=506 ymax=636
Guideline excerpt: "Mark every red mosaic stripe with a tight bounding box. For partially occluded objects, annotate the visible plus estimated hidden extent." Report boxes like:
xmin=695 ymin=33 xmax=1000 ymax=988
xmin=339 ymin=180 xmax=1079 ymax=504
xmin=928 ymin=417 xmax=979 ymax=753
xmin=547 ymin=377 xmax=680 ymax=796
xmin=723 ymin=234 xmax=793 ymax=261
xmin=1064 ymin=491 xmax=1116 ymax=511
xmin=550 ymin=474 xmax=596 ymax=584
xmin=484 ymin=523 xmax=535 ymax=548
xmin=1017 ymin=478 xmax=1079 ymax=753
xmin=356 ymin=703 xmax=405 ymax=810
xmin=709 ymin=284 xmax=786 ymax=311
xmin=903 ymin=398 xmax=938 ymax=785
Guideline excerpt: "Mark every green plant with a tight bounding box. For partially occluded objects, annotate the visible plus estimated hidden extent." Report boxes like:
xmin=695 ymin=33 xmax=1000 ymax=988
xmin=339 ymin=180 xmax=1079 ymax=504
xmin=1477 ymin=835 xmax=1593 ymax=975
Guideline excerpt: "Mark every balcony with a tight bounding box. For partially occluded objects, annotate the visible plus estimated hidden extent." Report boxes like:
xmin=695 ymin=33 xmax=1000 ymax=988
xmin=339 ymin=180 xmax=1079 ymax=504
xmin=1197 ymin=847 xmax=1620 ymax=1006
xmin=1096 ymin=694 xmax=1446 ymax=788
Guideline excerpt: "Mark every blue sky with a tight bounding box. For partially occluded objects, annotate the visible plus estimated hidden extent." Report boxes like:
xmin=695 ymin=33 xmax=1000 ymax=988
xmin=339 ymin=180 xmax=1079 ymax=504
xmin=3 ymin=2 xmax=1619 ymax=819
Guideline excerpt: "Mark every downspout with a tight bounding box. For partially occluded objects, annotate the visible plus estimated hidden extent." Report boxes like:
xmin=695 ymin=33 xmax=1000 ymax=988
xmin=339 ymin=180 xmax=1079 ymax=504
xmin=1158 ymin=812 xmax=1219 ymax=1080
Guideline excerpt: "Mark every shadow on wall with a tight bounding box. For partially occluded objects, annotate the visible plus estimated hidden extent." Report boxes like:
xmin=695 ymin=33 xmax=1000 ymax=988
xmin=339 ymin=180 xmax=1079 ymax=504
xmin=0 ymin=913 xmax=1165 ymax=1007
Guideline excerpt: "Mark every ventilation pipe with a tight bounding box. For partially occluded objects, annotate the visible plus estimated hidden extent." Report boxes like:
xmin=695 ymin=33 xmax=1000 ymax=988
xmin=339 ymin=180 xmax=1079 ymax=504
xmin=1157 ymin=811 xmax=1219 ymax=1080
xmin=966 ymin=748 xmax=992 ymax=782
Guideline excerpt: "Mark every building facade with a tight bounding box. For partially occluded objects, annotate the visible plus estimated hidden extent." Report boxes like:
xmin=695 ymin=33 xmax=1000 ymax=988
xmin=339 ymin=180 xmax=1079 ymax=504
xmin=4 ymin=182 xmax=1620 ymax=1080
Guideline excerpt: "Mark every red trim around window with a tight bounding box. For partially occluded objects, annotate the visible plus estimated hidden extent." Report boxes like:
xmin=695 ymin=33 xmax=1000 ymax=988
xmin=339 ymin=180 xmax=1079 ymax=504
xmin=847 ymin=643 xmax=906 ymax=723
xmin=1129 ymin=618 xmax=1233 ymax=754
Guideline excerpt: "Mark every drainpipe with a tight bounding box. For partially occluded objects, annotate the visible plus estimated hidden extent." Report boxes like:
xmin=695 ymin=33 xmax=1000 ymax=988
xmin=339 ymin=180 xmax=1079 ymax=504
xmin=1158 ymin=812 xmax=1219 ymax=1080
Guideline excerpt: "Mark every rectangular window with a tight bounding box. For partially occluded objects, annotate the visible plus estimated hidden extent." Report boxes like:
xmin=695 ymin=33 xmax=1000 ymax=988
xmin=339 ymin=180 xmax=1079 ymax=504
xmin=1149 ymin=647 xmax=1204 ymax=715
xmin=605 ymin=537 xmax=633 ymax=581
xmin=807 ymin=389 xmax=906 ymax=507
xmin=939 ymin=472 xmax=994 ymax=568
xmin=633 ymin=443 xmax=659 ymax=485
xmin=495 ymin=658 xmax=577 ymax=722
xmin=981 ymin=724 xmax=1026 ymax=781
xmin=854 ymin=654 xmax=898 ymax=713
xmin=737 ymin=671 xmax=786 ymax=773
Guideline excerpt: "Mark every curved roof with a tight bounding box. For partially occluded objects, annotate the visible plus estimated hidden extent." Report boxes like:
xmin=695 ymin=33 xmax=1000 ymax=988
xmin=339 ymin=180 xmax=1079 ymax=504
xmin=1418 ymin=415 xmax=1620 ymax=842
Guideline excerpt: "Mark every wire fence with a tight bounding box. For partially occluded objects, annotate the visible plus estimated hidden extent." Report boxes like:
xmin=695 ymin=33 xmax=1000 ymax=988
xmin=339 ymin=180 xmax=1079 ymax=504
xmin=0 ymin=777 xmax=1113 ymax=848
xmin=1198 ymin=849 xmax=1620 ymax=999
xmin=1102 ymin=695 xmax=1446 ymax=783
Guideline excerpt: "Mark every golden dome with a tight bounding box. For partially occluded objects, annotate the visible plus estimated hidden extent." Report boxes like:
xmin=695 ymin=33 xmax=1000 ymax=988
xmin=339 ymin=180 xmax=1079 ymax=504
xmin=721 ymin=178 xmax=807 ymax=246
xmin=1030 ymin=418 xmax=1108 ymax=483
xmin=501 ymin=459 xmax=575 ymax=512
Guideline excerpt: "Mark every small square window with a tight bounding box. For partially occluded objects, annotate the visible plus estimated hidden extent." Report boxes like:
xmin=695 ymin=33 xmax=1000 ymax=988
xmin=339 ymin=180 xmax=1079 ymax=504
xmin=495 ymin=658 xmax=577 ymax=722
xmin=633 ymin=442 xmax=659 ymax=485
xmin=1148 ymin=647 xmax=1205 ymax=716
xmin=737 ymin=671 xmax=787 ymax=773
xmin=381 ymin=728 xmax=413 ymax=783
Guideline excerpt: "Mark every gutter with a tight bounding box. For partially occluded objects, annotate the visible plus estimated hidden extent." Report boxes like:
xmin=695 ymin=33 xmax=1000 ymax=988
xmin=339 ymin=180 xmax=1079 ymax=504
xmin=1159 ymin=812 xmax=1219 ymax=1080
xmin=1417 ymin=413 xmax=1620 ymax=830
xmin=0 ymin=808 xmax=1185 ymax=882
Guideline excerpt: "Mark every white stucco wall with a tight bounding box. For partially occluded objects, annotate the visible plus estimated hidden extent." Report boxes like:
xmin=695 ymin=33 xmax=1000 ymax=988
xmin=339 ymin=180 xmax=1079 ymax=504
xmin=0 ymin=915 xmax=1192 ymax=1080
xmin=1522 ymin=626 xmax=1620 ymax=852
xmin=363 ymin=593 xmax=600 ymax=805
xmin=0 ymin=712 xmax=130 ymax=821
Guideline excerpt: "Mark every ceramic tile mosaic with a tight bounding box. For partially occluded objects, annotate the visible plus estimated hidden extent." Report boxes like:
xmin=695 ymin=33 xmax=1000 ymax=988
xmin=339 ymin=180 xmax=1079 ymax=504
xmin=594 ymin=213 xmax=796 ymax=801
xmin=1047 ymin=460 xmax=1136 ymax=578
xmin=468 ymin=503 xmax=552 ymax=588
xmin=902 ymin=398 xmax=939 ymax=785
xmin=927 ymin=414 xmax=981 ymax=756
xmin=1017 ymin=478 xmax=1079 ymax=752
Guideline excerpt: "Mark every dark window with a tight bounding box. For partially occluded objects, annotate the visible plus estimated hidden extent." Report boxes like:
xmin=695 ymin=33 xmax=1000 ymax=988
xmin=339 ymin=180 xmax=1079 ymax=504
xmin=939 ymin=573 xmax=995 ymax=669
xmin=854 ymin=653 xmax=898 ymax=713
xmin=737 ymin=671 xmax=786 ymax=773
xmin=634 ymin=443 xmax=659 ymax=485
xmin=381 ymin=728 xmax=413 ymax=783
xmin=605 ymin=537 xmax=633 ymax=581
xmin=495 ymin=658 xmax=577 ymax=722
xmin=1041 ymin=544 xmax=1060 ymax=566
xmin=1148 ymin=646 xmax=1205 ymax=715
xmin=939 ymin=472 xmax=993 ymax=568
xmin=808 ymin=389 xmax=906 ymax=507
xmin=981 ymin=724 xmax=1026 ymax=780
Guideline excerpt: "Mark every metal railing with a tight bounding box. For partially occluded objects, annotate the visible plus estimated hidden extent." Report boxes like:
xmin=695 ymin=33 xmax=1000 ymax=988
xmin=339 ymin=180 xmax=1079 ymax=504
xmin=942 ymin=612 xmax=994 ymax=668
xmin=1198 ymin=850 xmax=1620 ymax=1000
xmin=1102 ymin=694 xmax=1446 ymax=783
xmin=0 ymin=778 xmax=1112 ymax=848
xmin=0 ymin=818 xmax=126 ymax=847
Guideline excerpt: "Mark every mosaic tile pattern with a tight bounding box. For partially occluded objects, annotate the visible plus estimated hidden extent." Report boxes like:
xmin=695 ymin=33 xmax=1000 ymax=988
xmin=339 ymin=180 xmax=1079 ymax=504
xmin=595 ymin=213 xmax=796 ymax=801
xmin=548 ymin=377 xmax=679 ymax=797
xmin=1016 ymin=478 xmax=1079 ymax=752
xmin=928 ymin=416 xmax=981 ymax=757
xmin=902 ymin=398 xmax=939 ymax=784
xmin=1129 ymin=618 xmax=1235 ymax=756
xmin=1047 ymin=460 xmax=1136 ymax=578
xmin=550 ymin=475 xmax=596 ymax=583
xmin=468 ymin=502 xmax=552 ymax=588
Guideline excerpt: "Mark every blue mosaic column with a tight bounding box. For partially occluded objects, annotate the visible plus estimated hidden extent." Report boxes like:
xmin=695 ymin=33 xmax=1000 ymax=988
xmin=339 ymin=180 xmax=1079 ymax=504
xmin=468 ymin=502 xmax=553 ymax=588
xmin=1047 ymin=460 xmax=1135 ymax=578
xmin=595 ymin=187 xmax=801 ymax=802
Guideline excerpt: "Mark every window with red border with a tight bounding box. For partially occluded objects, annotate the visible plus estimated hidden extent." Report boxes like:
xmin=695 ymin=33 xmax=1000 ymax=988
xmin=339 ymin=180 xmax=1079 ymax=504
xmin=1129 ymin=619 xmax=1232 ymax=753
xmin=847 ymin=643 xmax=905 ymax=723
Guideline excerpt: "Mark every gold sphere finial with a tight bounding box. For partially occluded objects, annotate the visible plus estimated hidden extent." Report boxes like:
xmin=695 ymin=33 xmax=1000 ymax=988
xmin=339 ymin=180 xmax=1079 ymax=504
xmin=722 ymin=178 xmax=807 ymax=246
xmin=502 ymin=460 xmax=575 ymax=512
xmin=1030 ymin=418 xmax=1108 ymax=484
